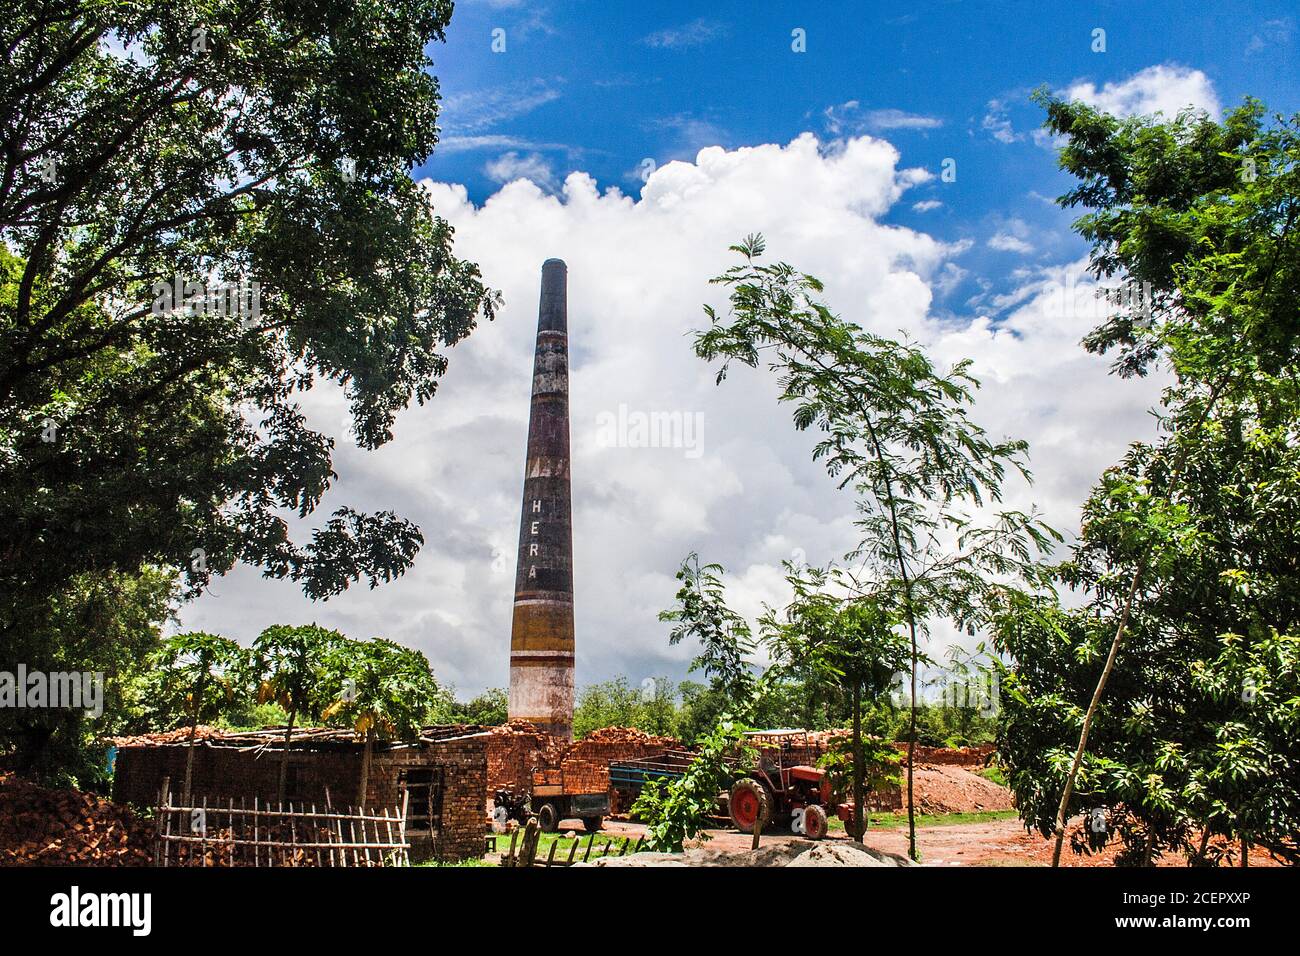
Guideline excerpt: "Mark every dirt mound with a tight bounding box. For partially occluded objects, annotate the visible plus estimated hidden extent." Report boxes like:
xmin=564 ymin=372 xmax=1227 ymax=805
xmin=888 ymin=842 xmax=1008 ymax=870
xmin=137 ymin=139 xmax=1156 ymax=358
xmin=910 ymin=764 xmax=1013 ymax=815
xmin=585 ymin=838 xmax=914 ymax=867
xmin=0 ymin=775 xmax=153 ymax=866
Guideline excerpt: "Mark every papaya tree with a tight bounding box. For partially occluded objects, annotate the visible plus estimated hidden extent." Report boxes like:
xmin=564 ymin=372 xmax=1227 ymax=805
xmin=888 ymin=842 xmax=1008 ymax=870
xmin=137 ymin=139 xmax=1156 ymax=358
xmin=251 ymin=624 xmax=340 ymax=803
xmin=147 ymin=631 xmax=249 ymax=803
xmin=322 ymin=637 xmax=438 ymax=809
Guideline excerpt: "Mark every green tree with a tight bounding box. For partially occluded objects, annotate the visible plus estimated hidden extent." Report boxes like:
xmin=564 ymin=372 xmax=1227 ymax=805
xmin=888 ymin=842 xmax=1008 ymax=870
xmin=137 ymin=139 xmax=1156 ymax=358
xmin=760 ymin=564 xmax=910 ymax=841
xmin=632 ymin=718 xmax=753 ymax=852
xmin=659 ymin=553 xmax=757 ymax=706
xmin=250 ymin=623 xmax=339 ymax=802
xmin=572 ymin=677 xmax=679 ymax=738
xmin=1010 ymin=95 xmax=1300 ymax=865
xmin=321 ymin=637 xmax=439 ymax=808
xmin=0 ymin=566 xmax=176 ymax=787
xmin=636 ymin=677 xmax=680 ymax=737
xmin=695 ymin=236 xmax=1057 ymax=859
xmin=0 ymin=2 xmax=497 ymax=644
xmin=674 ymin=680 xmax=730 ymax=745
xmin=457 ymin=688 xmax=509 ymax=726
xmin=572 ymin=677 xmax=644 ymax=738
xmin=146 ymin=631 xmax=248 ymax=802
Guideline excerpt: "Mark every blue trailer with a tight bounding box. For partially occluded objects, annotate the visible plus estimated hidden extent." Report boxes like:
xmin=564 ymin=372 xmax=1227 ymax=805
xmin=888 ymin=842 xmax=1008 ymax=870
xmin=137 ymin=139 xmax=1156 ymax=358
xmin=607 ymin=750 xmax=696 ymax=813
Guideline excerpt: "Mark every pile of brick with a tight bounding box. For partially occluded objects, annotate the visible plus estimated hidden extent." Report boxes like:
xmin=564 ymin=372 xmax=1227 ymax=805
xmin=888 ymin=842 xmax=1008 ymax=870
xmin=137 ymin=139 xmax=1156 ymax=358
xmin=486 ymin=720 xmax=568 ymax=794
xmin=109 ymin=725 xmax=224 ymax=747
xmin=559 ymin=727 xmax=680 ymax=795
xmin=746 ymin=732 xmax=993 ymax=770
xmin=898 ymin=743 xmax=994 ymax=767
xmin=487 ymin=724 xmax=680 ymax=798
xmin=0 ymin=774 xmax=153 ymax=866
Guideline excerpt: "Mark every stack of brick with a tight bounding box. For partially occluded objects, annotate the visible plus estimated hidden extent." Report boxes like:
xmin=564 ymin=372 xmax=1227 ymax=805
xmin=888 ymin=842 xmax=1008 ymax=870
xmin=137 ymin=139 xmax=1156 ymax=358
xmin=558 ymin=727 xmax=680 ymax=795
xmin=895 ymin=743 xmax=994 ymax=767
xmin=487 ymin=723 xmax=681 ymax=799
xmin=0 ymin=774 xmax=153 ymax=866
xmin=486 ymin=720 xmax=567 ymax=794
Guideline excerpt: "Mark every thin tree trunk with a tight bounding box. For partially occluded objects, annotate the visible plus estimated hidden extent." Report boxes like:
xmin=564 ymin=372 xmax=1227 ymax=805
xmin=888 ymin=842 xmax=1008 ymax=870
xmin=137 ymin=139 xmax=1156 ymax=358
xmin=182 ymin=671 xmax=206 ymax=805
xmin=183 ymin=719 xmax=198 ymax=806
xmin=1050 ymin=559 xmax=1144 ymax=866
xmin=852 ymin=681 xmax=864 ymax=843
xmin=906 ymin=607 xmax=919 ymax=861
xmin=1240 ymin=835 xmax=1249 ymax=868
xmin=357 ymin=728 xmax=374 ymax=810
xmin=276 ymin=704 xmax=297 ymax=803
xmin=1193 ymin=826 xmax=1211 ymax=866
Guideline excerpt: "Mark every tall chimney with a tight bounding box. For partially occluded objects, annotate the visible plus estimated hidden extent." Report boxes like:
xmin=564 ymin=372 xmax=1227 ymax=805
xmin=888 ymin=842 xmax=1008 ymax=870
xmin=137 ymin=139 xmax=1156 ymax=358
xmin=508 ymin=258 xmax=575 ymax=739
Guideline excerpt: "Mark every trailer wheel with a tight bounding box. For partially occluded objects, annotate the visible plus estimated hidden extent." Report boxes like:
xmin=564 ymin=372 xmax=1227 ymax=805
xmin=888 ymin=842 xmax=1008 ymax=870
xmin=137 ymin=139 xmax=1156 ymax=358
xmin=581 ymin=816 xmax=603 ymax=832
xmin=536 ymin=802 xmax=559 ymax=833
xmin=729 ymin=778 xmax=770 ymax=834
xmin=803 ymin=804 xmax=829 ymax=840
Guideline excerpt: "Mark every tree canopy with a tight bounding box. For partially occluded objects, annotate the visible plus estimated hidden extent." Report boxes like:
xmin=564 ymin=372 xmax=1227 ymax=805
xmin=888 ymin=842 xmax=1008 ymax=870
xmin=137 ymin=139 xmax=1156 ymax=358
xmin=0 ymin=1 xmax=497 ymax=643
xmin=997 ymin=96 xmax=1300 ymax=865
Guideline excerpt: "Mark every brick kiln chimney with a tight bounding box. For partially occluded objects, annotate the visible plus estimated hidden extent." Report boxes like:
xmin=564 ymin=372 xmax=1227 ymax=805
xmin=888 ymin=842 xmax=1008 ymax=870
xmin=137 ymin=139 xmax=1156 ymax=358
xmin=507 ymin=258 xmax=575 ymax=739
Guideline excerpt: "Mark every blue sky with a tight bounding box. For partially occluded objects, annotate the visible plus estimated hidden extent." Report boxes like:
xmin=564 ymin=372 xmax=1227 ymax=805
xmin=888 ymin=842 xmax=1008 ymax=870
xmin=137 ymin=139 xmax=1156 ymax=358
xmin=185 ymin=2 xmax=1298 ymax=694
xmin=422 ymin=0 xmax=1297 ymax=312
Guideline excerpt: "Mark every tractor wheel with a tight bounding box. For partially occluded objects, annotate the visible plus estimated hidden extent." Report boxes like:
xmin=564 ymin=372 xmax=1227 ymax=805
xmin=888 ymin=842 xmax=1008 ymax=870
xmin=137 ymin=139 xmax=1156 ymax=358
xmin=843 ymin=816 xmax=863 ymax=840
xmin=581 ymin=816 xmax=604 ymax=832
xmin=536 ymin=802 xmax=559 ymax=833
xmin=729 ymin=778 xmax=771 ymax=834
xmin=803 ymin=804 xmax=829 ymax=840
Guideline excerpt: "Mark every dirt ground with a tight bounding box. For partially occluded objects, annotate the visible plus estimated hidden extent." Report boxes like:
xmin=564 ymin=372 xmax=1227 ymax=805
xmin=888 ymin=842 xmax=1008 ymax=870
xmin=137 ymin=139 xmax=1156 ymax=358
xmin=593 ymin=816 xmax=1286 ymax=867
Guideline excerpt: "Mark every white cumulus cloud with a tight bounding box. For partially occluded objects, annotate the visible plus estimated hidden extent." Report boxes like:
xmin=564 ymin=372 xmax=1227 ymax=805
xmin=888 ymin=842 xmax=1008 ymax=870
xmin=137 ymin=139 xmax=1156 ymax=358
xmin=1062 ymin=64 xmax=1221 ymax=119
xmin=178 ymin=134 xmax=1165 ymax=695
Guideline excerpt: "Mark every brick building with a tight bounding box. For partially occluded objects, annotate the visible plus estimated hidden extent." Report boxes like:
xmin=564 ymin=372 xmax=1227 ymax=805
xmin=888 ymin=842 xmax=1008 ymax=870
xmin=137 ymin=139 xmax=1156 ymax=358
xmin=111 ymin=725 xmax=489 ymax=862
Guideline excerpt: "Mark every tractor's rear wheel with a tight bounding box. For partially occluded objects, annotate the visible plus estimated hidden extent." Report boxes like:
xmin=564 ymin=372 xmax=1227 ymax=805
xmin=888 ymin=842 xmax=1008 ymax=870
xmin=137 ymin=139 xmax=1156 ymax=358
xmin=803 ymin=804 xmax=829 ymax=840
xmin=536 ymin=802 xmax=559 ymax=833
xmin=729 ymin=778 xmax=771 ymax=834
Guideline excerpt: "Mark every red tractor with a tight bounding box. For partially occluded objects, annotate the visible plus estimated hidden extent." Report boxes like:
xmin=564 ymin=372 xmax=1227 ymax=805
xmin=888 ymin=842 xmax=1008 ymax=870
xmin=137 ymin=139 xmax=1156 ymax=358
xmin=722 ymin=732 xmax=858 ymax=840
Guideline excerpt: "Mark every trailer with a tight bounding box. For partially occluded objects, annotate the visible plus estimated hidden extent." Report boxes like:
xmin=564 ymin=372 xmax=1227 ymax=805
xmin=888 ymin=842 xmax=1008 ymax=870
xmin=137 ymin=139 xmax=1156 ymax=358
xmin=493 ymin=781 xmax=610 ymax=834
xmin=607 ymin=749 xmax=696 ymax=814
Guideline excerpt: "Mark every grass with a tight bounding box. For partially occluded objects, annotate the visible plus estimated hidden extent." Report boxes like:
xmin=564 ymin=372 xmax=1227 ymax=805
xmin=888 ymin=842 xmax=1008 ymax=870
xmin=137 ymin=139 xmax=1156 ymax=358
xmin=975 ymin=765 xmax=1009 ymax=788
xmin=415 ymin=830 xmax=630 ymax=866
xmin=828 ymin=808 xmax=1018 ymax=831
xmin=489 ymin=827 xmax=634 ymax=862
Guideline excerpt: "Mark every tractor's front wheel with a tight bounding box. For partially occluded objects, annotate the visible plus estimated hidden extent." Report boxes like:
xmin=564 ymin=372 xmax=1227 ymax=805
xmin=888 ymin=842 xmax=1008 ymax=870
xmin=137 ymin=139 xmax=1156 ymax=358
xmin=803 ymin=804 xmax=829 ymax=840
xmin=729 ymin=778 xmax=771 ymax=834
